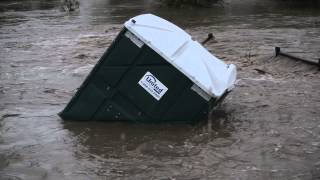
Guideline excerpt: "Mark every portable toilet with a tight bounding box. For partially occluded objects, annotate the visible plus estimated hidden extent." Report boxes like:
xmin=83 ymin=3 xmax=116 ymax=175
xmin=59 ymin=14 xmax=236 ymax=123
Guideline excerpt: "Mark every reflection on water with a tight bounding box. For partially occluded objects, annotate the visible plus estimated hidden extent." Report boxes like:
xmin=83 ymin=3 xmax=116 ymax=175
xmin=63 ymin=108 xmax=233 ymax=158
xmin=1 ymin=0 xmax=320 ymax=179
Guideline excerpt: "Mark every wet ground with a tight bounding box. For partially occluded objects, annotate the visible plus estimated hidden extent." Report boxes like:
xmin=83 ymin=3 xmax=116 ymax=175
xmin=1 ymin=0 xmax=320 ymax=179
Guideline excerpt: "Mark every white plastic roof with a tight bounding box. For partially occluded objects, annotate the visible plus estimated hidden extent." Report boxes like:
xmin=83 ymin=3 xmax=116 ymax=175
xmin=124 ymin=14 xmax=236 ymax=98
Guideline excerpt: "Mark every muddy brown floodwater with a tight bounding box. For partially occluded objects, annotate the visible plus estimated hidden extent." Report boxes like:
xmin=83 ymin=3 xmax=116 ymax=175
xmin=1 ymin=0 xmax=320 ymax=179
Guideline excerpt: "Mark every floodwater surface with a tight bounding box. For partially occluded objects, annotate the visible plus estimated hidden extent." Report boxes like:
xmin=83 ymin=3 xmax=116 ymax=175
xmin=1 ymin=0 xmax=320 ymax=179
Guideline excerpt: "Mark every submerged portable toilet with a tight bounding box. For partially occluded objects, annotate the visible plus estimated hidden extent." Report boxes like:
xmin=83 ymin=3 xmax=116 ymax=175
xmin=59 ymin=14 xmax=236 ymax=122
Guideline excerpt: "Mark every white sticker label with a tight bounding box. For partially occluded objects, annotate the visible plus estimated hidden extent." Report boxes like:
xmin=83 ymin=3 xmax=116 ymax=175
xmin=138 ymin=71 xmax=168 ymax=101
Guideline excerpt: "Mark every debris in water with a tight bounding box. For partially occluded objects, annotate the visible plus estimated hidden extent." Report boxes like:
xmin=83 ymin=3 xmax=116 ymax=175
xmin=60 ymin=0 xmax=79 ymax=12
xmin=1 ymin=114 xmax=20 ymax=120
xmin=275 ymin=47 xmax=320 ymax=69
xmin=253 ymin=68 xmax=268 ymax=74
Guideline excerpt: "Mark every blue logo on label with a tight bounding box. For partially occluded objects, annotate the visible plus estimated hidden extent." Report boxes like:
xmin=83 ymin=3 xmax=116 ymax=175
xmin=145 ymin=75 xmax=163 ymax=94
xmin=138 ymin=71 xmax=168 ymax=100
